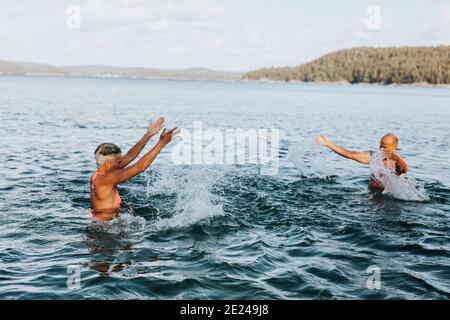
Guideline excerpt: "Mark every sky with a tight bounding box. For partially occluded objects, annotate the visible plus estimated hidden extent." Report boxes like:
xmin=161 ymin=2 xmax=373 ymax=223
xmin=0 ymin=0 xmax=449 ymax=72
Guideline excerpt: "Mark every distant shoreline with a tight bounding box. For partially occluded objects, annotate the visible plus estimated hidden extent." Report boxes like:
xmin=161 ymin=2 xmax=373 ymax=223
xmin=2 ymin=73 xmax=450 ymax=89
xmin=241 ymin=78 xmax=450 ymax=89
xmin=0 ymin=59 xmax=242 ymax=82
xmin=0 ymin=72 xmax=241 ymax=83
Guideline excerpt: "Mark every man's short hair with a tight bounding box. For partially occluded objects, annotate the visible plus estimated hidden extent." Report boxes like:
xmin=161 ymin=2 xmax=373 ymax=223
xmin=380 ymin=133 xmax=398 ymax=148
xmin=94 ymin=143 xmax=121 ymax=167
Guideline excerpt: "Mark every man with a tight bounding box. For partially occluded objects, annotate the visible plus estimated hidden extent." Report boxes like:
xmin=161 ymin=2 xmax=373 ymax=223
xmin=315 ymin=133 xmax=408 ymax=190
xmin=91 ymin=116 xmax=178 ymax=220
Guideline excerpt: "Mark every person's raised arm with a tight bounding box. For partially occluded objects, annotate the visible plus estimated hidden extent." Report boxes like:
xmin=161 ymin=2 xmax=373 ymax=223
xmin=119 ymin=117 xmax=165 ymax=168
xmin=107 ymin=127 xmax=179 ymax=185
xmin=315 ymin=135 xmax=371 ymax=164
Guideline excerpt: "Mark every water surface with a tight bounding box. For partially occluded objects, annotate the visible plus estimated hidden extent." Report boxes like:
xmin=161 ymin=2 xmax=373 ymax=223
xmin=0 ymin=76 xmax=449 ymax=299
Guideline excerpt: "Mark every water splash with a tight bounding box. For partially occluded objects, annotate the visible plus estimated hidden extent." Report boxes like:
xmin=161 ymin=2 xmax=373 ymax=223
xmin=149 ymin=165 xmax=225 ymax=231
xmin=370 ymin=151 xmax=429 ymax=201
xmin=288 ymin=139 xmax=332 ymax=179
xmin=89 ymin=211 xmax=147 ymax=235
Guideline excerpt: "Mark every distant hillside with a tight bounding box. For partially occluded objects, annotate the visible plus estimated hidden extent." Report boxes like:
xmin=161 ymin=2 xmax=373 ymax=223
xmin=0 ymin=60 xmax=242 ymax=81
xmin=243 ymin=46 xmax=450 ymax=85
xmin=0 ymin=60 xmax=64 ymax=75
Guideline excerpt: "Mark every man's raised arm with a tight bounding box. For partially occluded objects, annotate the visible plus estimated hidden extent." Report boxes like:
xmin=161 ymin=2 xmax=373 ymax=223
xmin=108 ymin=127 xmax=179 ymax=185
xmin=315 ymin=135 xmax=371 ymax=164
xmin=120 ymin=117 xmax=165 ymax=168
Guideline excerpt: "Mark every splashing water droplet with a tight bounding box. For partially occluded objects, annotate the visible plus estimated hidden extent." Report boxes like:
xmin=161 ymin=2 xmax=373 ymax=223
xmin=148 ymin=165 xmax=226 ymax=231
xmin=89 ymin=211 xmax=147 ymax=235
xmin=370 ymin=151 xmax=429 ymax=201
xmin=288 ymin=139 xmax=332 ymax=179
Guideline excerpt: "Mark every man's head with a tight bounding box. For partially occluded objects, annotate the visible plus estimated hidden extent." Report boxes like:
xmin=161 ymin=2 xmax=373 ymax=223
xmin=94 ymin=143 xmax=122 ymax=169
xmin=379 ymin=133 xmax=398 ymax=151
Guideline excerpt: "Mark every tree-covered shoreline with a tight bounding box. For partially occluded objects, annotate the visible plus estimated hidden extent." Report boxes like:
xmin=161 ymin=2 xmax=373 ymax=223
xmin=243 ymin=46 xmax=450 ymax=85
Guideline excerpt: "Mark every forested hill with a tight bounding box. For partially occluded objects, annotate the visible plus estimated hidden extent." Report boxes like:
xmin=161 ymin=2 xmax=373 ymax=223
xmin=243 ymin=46 xmax=450 ymax=85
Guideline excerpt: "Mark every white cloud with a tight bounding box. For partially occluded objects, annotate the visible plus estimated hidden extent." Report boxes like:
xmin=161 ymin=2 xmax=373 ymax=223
xmin=79 ymin=0 xmax=223 ymax=32
xmin=414 ymin=0 xmax=434 ymax=7
xmin=409 ymin=5 xmax=450 ymax=43
xmin=169 ymin=45 xmax=188 ymax=55
xmin=66 ymin=40 xmax=80 ymax=52
xmin=9 ymin=5 xmax=25 ymax=15
xmin=441 ymin=6 xmax=450 ymax=22
xmin=139 ymin=17 xmax=171 ymax=32
xmin=1 ymin=1 xmax=450 ymax=72
xmin=210 ymin=36 xmax=223 ymax=49
xmin=0 ymin=27 xmax=7 ymax=39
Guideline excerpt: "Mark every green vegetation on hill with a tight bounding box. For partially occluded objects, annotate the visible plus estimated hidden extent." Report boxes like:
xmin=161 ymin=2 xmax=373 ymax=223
xmin=243 ymin=46 xmax=450 ymax=85
xmin=0 ymin=60 xmax=242 ymax=81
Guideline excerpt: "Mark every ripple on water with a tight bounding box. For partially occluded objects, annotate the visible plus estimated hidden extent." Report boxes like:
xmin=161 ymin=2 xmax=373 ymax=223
xmin=1 ymin=77 xmax=450 ymax=299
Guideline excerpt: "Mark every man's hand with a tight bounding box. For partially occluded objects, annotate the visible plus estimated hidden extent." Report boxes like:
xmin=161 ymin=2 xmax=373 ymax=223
xmin=315 ymin=135 xmax=331 ymax=147
xmin=159 ymin=127 xmax=180 ymax=146
xmin=383 ymin=148 xmax=399 ymax=161
xmin=148 ymin=117 xmax=165 ymax=136
xmin=382 ymin=148 xmax=408 ymax=174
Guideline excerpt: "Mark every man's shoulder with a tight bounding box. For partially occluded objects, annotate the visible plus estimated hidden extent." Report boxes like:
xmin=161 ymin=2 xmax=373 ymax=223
xmin=93 ymin=170 xmax=122 ymax=186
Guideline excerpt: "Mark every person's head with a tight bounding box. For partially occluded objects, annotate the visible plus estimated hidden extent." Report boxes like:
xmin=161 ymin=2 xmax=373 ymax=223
xmin=94 ymin=143 xmax=122 ymax=170
xmin=379 ymin=133 xmax=398 ymax=151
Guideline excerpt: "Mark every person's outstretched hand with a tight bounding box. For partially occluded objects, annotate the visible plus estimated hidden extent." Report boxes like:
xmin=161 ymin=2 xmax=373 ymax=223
xmin=159 ymin=127 xmax=180 ymax=146
xmin=315 ymin=135 xmax=331 ymax=147
xmin=148 ymin=117 xmax=165 ymax=136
